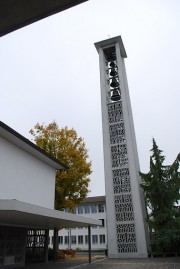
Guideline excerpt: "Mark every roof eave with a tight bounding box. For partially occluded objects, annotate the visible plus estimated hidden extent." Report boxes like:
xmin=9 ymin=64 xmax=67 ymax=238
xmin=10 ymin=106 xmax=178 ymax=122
xmin=0 ymin=121 xmax=68 ymax=170
xmin=0 ymin=0 xmax=89 ymax=37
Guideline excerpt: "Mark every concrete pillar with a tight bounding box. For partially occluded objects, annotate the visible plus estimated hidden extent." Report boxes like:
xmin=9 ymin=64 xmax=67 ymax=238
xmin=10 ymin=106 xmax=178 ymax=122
xmin=53 ymin=228 xmax=58 ymax=262
xmin=44 ymin=229 xmax=49 ymax=263
xmin=88 ymin=226 xmax=91 ymax=263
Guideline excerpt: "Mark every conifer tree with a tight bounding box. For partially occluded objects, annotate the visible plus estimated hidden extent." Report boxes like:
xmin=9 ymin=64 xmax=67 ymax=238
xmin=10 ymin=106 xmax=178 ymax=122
xmin=140 ymin=139 xmax=180 ymax=253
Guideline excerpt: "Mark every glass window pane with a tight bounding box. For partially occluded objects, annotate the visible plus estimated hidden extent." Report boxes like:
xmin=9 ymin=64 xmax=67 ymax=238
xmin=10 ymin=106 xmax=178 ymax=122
xmin=78 ymin=205 xmax=84 ymax=214
xmin=84 ymin=205 xmax=90 ymax=214
xmin=73 ymin=208 xmax=77 ymax=214
xmin=71 ymin=236 xmax=76 ymax=244
xmin=58 ymin=236 xmax=63 ymax=244
xmin=78 ymin=235 xmax=83 ymax=244
xmin=65 ymin=236 xmax=69 ymax=244
xmin=92 ymin=235 xmax=98 ymax=244
xmin=99 ymin=219 xmax=105 ymax=227
xmin=98 ymin=204 xmax=104 ymax=212
xmin=85 ymin=235 xmax=89 ymax=244
xmin=99 ymin=234 xmax=106 ymax=244
xmin=91 ymin=204 xmax=97 ymax=213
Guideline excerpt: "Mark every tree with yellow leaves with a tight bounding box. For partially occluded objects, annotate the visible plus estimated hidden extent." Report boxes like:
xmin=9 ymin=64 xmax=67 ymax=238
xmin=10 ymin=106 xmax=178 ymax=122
xmin=30 ymin=121 xmax=92 ymax=211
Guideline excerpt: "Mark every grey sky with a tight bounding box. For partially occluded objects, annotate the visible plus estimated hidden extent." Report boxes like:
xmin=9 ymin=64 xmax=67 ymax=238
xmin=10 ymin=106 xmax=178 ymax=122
xmin=0 ymin=0 xmax=179 ymax=196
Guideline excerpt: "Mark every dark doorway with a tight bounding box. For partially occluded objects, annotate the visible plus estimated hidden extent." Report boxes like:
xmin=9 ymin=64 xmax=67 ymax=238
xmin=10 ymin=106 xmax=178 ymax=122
xmin=26 ymin=229 xmax=47 ymax=264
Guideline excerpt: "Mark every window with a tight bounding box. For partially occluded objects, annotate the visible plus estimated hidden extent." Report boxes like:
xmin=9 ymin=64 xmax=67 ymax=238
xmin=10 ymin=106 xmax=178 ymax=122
xmin=99 ymin=219 xmax=105 ymax=227
xmin=78 ymin=235 xmax=83 ymax=244
xmin=71 ymin=236 xmax=76 ymax=244
xmin=99 ymin=234 xmax=106 ymax=244
xmin=91 ymin=204 xmax=97 ymax=213
xmin=98 ymin=204 xmax=104 ymax=213
xmin=84 ymin=205 xmax=90 ymax=214
xmin=73 ymin=208 xmax=77 ymax=214
xmin=78 ymin=205 xmax=84 ymax=214
xmin=65 ymin=236 xmax=69 ymax=244
xmin=92 ymin=235 xmax=98 ymax=244
xmin=85 ymin=235 xmax=89 ymax=244
xmin=58 ymin=236 xmax=63 ymax=244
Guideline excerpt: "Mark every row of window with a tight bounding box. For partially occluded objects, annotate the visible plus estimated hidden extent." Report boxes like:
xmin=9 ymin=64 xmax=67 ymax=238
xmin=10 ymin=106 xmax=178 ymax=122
xmin=65 ymin=204 xmax=105 ymax=214
xmin=50 ymin=234 xmax=106 ymax=245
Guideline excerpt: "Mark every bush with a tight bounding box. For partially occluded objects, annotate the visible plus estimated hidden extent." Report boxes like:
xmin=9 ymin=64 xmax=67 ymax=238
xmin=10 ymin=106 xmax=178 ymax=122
xmin=154 ymin=230 xmax=180 ymax=253
xmin=48 ymin=248 xmax=65 ymax=260
xmin=48 ymin=248 xmax=76 ymax=260
xmin=61 ymin=249 xmax=76 ymax=258
xmin=75 ymin=247 xmax=81 ymax=252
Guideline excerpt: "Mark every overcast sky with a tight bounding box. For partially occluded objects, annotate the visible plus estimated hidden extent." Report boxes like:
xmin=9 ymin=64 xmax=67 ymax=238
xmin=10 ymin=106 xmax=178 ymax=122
xmin=0 ymin=0 xmax=179 ymax=197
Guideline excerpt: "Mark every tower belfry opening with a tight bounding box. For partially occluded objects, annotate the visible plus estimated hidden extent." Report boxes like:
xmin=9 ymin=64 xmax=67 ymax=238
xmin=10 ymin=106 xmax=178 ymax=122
xmin=95 ymin=36 xmax=149 ymax=258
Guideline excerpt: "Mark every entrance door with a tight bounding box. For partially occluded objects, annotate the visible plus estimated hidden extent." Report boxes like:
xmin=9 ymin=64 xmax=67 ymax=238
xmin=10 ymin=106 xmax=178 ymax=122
xmin=26 ymin=229 xmax=46 ymax=264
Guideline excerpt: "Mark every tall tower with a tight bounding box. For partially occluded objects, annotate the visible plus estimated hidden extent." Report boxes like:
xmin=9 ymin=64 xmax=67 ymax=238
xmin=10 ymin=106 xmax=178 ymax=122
xmin=95 ymin=36 xmax=148 ymax=258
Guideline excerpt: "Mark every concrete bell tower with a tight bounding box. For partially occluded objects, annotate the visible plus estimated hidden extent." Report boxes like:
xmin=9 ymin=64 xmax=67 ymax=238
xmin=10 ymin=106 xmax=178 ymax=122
xmin=95 ymin=36 xmax=148 ymax=258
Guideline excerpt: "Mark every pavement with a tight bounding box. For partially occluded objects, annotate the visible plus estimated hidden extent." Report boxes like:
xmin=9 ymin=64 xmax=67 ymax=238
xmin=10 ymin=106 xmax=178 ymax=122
xmin=21 ymin=256 xmax=180 ymax=269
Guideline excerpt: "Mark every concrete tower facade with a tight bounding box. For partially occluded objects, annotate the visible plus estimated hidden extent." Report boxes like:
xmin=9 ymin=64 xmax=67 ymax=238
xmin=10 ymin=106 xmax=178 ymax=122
xmin=95 ymin=36 xmax=148 ymax=258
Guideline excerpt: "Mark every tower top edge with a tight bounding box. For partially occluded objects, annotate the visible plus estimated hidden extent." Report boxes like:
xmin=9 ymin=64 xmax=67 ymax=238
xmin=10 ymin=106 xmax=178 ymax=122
xmin=94 ymin=36 xmax=127 ymax=58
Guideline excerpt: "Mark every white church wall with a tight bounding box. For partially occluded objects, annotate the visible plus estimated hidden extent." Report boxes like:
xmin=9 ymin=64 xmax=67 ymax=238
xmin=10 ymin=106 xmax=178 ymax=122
xmin=0 ymin=135 xmax=56 ymax=209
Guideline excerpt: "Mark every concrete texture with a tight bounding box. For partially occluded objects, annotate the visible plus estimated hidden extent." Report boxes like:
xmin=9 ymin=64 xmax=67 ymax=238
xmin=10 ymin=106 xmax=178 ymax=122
xmin=21 ymin=257 xmax=180 ymax=269
xmin=85 ymin=258 xmax=180 ymax=269
xmin=95 ymin=36 xmax=148 ymax=258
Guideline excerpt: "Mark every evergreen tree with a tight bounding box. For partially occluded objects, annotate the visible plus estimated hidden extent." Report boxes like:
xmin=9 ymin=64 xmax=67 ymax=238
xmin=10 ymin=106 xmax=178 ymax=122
xmin=140 ymin=139 xmax=180 ymax=253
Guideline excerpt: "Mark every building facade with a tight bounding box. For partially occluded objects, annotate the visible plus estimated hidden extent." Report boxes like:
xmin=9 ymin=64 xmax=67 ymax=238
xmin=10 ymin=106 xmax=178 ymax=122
xmin=49 ymin=196 xmax=107 ymax=251
xmin=0 ymin=126 xmax=58 ymax=209
xmin=0 ymin=122 xmax=101 ymax=268
xmin=95 ymin=37 xmax=149 ymax=258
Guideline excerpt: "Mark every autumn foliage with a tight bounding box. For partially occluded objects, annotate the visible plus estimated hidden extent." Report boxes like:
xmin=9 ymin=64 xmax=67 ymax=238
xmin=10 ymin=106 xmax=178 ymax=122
xmin=30 ymin=121 xmax=92 ymax=211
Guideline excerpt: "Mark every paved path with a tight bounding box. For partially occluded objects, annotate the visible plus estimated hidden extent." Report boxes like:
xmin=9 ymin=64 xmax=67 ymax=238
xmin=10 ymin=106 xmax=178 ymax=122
xmin=84 ymin=257 xmax=180 ymax=269
xmin=21 ymin=257 xmax=180 ymax=269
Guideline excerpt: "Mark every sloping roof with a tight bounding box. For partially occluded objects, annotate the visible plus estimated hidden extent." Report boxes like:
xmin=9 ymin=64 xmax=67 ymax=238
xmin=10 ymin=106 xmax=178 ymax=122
xmin=0 ymin=121 xmax=68 ymax=170
xmin=0 ymin=199 xmax=101 ymax=229
xmin=0 ymin=0 xmax=88 ymax=37
xmin=80 ymin=195 xmax=106 ymax=204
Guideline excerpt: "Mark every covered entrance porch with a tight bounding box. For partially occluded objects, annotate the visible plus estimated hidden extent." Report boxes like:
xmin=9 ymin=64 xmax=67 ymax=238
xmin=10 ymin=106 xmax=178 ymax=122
xmin=0 ymin=199 xmax=101 ymax=267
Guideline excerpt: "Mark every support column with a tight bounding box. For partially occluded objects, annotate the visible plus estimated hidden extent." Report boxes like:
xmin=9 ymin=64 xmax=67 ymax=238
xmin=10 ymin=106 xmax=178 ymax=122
xmin=68 ymin=229 xmax=71 ymax=250
xmin=88 ymin=226 xmax=91 ymax=263
xmin=53 ymin=228 xmax=58 ymax=262
xmin=44 ymin=229 xmax=49 ymax=263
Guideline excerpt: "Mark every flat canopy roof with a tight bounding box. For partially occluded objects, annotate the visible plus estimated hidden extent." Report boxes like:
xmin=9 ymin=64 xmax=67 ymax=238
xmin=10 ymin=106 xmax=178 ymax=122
xmin=0 ymin=0 xmax=88 ymax=37
xmin=0 ymin=200 xmax=101 ymax=229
